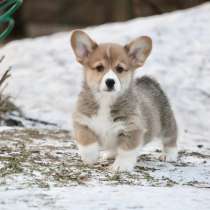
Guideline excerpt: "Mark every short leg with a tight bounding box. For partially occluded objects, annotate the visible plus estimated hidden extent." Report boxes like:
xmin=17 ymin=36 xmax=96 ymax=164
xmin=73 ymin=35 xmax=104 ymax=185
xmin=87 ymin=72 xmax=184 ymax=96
xmin=160 ymin=136 xmax=178 ymax=162
xmin=111 ymin=148 xmax=139 ymax=172
xmin=101 ymin=150 xmax=116 ymax=161
xmin=111 ymin=130 xmax=143 ymax=172
xmin=160 ymin=110 xmax=178 ymax=162
xmin=74 ymin=123 xmax=99 ymax=165
xmin=77 ymin=143 xmax=100 ymax=165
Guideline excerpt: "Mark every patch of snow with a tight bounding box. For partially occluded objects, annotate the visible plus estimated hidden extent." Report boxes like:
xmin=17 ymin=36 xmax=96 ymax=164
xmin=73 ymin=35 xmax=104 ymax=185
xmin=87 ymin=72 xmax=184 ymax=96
xmin=0 ymin=186 xmax=210 ymax=210
xmin=0 ymin=126 xmax=13 ymax=131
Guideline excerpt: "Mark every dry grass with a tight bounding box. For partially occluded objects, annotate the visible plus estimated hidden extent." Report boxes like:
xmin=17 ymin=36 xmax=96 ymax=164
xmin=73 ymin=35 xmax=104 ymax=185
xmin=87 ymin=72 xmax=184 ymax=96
xmin=0 ymin=56 xmax=21 ymax=122
xmin=0 ymin=128 xmax=209 ymax=188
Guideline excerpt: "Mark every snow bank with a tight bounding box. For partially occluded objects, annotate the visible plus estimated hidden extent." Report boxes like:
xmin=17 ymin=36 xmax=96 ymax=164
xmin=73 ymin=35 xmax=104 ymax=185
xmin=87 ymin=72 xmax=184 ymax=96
xmin=1 ymin=5 xmax=210 ymax=144
xmin=0 ymin=3 xmax=210 ymax=144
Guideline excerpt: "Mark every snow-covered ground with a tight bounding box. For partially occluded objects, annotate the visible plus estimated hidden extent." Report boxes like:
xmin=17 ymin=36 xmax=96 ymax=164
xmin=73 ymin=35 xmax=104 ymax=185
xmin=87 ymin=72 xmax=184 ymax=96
xmin=0 ymin=128 xmax=209 ymax=210
xmin=1 ymin=186 xmax=210 ymax=210
xmin=0 ymin=3 xmax=210 ymax=210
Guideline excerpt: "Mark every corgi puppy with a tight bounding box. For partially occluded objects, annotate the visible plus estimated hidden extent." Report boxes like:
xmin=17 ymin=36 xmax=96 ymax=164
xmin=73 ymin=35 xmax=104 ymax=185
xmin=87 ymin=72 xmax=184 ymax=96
xmin=71 ymin=30 xmax=178 ymax=171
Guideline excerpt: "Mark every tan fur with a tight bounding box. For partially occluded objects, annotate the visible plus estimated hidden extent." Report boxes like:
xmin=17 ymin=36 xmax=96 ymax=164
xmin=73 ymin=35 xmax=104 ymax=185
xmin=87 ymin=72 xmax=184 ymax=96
xmin=74 ymin=123 xmax=98 ymax=146
xmin=119 ymin=130 xmax=144 ymax=150
xmin=125 ymin=36 xmax=152 ymax=67
xmin=83 ymin=43 xmax=133 ymax=91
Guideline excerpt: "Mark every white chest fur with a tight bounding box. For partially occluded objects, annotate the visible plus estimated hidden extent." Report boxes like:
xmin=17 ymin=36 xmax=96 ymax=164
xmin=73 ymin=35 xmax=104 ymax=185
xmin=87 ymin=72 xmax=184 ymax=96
xmin=90 ymin=94 xmax=125 ymax=149
xmin=75 ymin=93 xmax=125 ymax=149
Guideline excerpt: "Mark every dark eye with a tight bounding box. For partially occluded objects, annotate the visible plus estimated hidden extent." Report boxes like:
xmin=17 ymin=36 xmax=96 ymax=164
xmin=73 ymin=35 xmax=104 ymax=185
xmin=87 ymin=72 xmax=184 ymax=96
xmin=116 ymin=65 xmax=124 ymax=73
xmin=95 ymin=65 xmax=104 ymax=72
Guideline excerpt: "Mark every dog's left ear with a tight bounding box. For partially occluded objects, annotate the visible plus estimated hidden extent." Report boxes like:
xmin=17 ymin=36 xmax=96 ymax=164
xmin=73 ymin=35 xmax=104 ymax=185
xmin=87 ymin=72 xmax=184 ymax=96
xmin=125 ymin=36 xmax=152 ymax=68
xmin=71 ymin=30 xmax=98 ymax=64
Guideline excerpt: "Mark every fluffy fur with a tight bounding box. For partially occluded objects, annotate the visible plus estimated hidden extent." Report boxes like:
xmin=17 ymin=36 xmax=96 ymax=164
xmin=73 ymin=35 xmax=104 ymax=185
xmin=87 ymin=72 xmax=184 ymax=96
xmin=71 ymin=30 xmax=178 ymax=171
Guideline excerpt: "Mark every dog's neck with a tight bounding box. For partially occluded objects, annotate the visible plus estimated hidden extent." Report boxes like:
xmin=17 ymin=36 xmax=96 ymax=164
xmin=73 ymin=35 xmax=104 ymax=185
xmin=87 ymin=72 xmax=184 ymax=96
xmin=77 ymin=81 xmax=136 ymax=118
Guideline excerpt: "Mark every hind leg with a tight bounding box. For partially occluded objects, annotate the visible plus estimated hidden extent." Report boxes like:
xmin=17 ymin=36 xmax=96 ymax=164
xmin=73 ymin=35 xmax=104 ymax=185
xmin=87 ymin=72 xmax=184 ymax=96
xmin=159 ymin=107 xmax=178 ymax=162
xmin=160 ymin=135 xmax=178 ymax=162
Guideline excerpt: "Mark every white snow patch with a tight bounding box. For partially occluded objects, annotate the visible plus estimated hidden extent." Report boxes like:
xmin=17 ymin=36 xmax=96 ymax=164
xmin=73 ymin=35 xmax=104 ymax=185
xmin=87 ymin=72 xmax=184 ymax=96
xmin=0 ymin=186 xmax=210 ymax=210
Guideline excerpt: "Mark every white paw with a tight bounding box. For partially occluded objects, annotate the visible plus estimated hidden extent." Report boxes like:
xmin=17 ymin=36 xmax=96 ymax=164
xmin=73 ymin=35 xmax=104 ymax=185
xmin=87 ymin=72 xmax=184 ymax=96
xmin=78 ymin=143 xmax=99 ymax=165
xmin=101 ymin=150 xmax=116 ymax=160
xmin=159 ymin=154 xmax=166 ymax=161
xmin=110 ymin=149 xmax=137 ymax=172
xmin=160 ymin=147 xmax=178 ymax=162
xmin=111 ymin=158 xmax=135 ymax=172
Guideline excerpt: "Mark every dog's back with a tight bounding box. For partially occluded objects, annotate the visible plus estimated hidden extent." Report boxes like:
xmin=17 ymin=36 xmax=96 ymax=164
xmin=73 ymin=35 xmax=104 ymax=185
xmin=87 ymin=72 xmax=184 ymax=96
xmin=135 ymin=76 xmax=177 ymax=147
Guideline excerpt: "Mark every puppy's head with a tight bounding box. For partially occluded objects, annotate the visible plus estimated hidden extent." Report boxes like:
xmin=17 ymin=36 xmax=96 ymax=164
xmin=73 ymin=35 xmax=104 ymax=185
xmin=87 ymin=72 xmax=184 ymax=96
xmin=71 ymin=30 xmax=152 ymax=94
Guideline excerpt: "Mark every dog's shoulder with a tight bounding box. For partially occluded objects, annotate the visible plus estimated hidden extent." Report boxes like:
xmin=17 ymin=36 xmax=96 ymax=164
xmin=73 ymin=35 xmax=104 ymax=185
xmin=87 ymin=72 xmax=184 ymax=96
xmin=76 ymin=83 xmax=99 ymax=117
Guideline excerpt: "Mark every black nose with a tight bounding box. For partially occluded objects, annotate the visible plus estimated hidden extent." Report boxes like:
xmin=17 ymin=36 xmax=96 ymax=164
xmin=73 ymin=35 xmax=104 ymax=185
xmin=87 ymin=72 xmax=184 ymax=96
xmin=105 ymin=79 xmax=115 ymax=89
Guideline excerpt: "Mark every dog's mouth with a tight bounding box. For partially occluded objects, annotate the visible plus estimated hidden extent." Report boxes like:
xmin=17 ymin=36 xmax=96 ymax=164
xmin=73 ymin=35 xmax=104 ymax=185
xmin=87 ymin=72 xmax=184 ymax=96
xmin=101 ymin=87 xmax=118 ymax=93
xmin=105 ymin=87 xmax=115 ymax=92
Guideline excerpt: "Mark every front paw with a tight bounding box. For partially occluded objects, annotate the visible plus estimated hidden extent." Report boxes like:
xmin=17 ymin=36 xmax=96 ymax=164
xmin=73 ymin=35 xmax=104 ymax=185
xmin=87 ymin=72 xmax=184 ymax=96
xmin=111 ymin=159 xmax=135 ymax=172
xmin=111 ymin=155 xmax=136 ymax=172
xmin=78 ymin=143 xmax=99 ymax=165
xmin=110 ymin=148 xmax=138 ymax=172
xmin=101 ymin=150 xmax=116 ymax=161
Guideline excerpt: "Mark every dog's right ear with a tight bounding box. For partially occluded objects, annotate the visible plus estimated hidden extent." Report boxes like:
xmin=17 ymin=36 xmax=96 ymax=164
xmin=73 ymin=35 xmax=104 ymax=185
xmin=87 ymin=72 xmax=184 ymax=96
xmin=125 ymin=36 xmax=152 ymax=68
xmin=71 ymin=30 xmax=97 ymax=64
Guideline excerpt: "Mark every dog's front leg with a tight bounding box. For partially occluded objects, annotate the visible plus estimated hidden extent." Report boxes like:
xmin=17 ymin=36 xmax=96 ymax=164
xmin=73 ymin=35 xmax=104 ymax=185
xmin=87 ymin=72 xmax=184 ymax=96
xmin=74 ymin=123 xmax=99 ymax=165
xmin=111 ymin=130 xmax=143 ymax=172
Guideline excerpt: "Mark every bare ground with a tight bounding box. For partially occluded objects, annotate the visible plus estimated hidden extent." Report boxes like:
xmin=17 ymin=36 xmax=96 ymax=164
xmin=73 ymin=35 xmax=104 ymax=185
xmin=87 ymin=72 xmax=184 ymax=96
xmin=0 ymin=128 xmax=209 ymax=189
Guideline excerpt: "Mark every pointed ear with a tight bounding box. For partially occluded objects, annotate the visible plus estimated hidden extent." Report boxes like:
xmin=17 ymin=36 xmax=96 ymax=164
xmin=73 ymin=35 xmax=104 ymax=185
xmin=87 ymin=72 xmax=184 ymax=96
xmin=71 ymin=30 xmax=98 ymax=64
xmin=125 ymin=36 xmax=152 ymax=68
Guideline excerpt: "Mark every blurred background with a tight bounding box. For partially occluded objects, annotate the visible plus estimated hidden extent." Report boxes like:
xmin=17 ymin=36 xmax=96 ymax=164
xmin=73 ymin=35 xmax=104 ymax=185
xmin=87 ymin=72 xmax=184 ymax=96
xmin=9 ymin=0 xmax=210 ymax=40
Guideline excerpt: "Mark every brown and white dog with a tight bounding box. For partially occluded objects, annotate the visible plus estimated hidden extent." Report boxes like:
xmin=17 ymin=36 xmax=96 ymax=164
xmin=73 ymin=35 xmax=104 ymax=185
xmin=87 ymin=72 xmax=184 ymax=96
xmin=71 ymin=30 xmax=178 ymax=171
